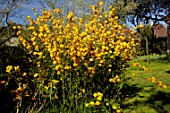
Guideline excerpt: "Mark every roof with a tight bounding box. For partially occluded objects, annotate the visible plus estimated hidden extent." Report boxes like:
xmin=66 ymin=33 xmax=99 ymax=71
xmin=153 ymin=24 xmax=167 ymax=38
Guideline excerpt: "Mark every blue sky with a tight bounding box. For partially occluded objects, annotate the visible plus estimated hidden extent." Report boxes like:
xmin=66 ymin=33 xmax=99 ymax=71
xmin=10 ymin=1 xmax=168 ymax=28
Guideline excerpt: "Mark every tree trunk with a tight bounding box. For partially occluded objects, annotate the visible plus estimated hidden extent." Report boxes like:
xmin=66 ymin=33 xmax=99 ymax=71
xmin=167 ymin=25 xmax=170 ymax=58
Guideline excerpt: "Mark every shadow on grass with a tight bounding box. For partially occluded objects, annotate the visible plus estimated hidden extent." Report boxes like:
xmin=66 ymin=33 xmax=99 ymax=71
xmin=123 ymin=86 xmax=170 ymax=113
xmin=145 ymin=91 xmax=170 ymax=113
xmin=156 ymin=55 xmax=170 ymax=63
xmin=122 ymin=83 xmax=142 ymax=98
xmin=137 ymin=54 xmax=170 ymax=63
xmin=120 ymin=82 xmax=143 ymax=108
xmin=165 ymin=70 xmax=170 ymax=74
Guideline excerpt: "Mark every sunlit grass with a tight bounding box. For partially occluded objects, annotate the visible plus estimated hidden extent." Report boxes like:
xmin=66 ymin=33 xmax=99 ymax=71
xmin=124 ymin=54 xmax=170 ymax=113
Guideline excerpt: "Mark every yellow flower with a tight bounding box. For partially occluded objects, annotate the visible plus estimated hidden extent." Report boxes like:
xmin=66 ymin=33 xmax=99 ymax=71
xmin=112 ymin=105 xmax=117 ymax=110
xmin=16 ymin=95 xmax=22 ymax=100
xmin=44 ymin=86 xmax=49 ymax=90
xmin=97 ymin=92 xmax=103 ymax=97
xmin=108 ymin=69 xmax=111 ymax=72
xmin=152 ymin=77 xmax=156 ymax=83
xmin=17 ymin=30 xmax=21 ymax=35
xmin=67 ymin=12 xmax=73 ymax=20
xmin=132 ymin=73 xmax=136 ymax=76
xmin=95 ymin=101 xmax=101 ymax=106
xmin=6 ymin=65 xmax=13 ymax=74
xmin=27 ymin=16 xmax=31 ymax=20
xmin=106 ymin=103 xmax=109 ymax=106
xmin=99 ymin=2 xmax=104 ymax=6
xmin=55 ymin=65 xmax=60 ymax=70
xmin=22 ymin=72 xmax=27 ymax=76
xmin=81 ymin=89 xmax=85 ymax=93
xmin=93 ymin=93 xmax=98 ymax=98
xmin=17 ymin=87 xmax=23 ymax=92
xmin=138 ymin=22 xmax=144 ymax=28
xmin=53 ymin=60 xmax=57 ymax=65
xmin=117 ymin=78 xmax=120 ymax=83
xmin=17 ymin=26 xmax=21 ymax=29
xmin=90 ymin=101 xmax=95 ymax=105
xmin=14 ymin=66 xmax=19 ymax=71
xmin=109 ymin=78 xmax=114 ymax=82
xmin=97 ymin=96 xmax=102 ymax=101
xmin=89 ymin=58 xmax=93 ymax=62
xmin=162 ymin=85 xmax=167 ymax=89
xmin=51 ymin=79 xmax=59 ymax=84
xmin=12 ymin=26 xmax=17 ymax=30
xmin=34 ymin=73 xmax=38 ymax=77
xmin=116 ymin=109 xmax=121 ymax=113
xmin=32 ymin=7 xmax=35 ymax=10
xmin=38 ymin=52 xmax=43 ymax=58
xmin=157 ymin=81 xmax=162 ymax=87
xmin=85 ymin=103 xmax=89 ymax=107
xmin=54 ymin=94 xmax=58 ymax=99
xmin=94 ymin=10 xmax=99 ymax=15
xmin=73 ymin=63 xmax=78 ymax=67
xmin=23 ymin=84 xmax=28 ymax=89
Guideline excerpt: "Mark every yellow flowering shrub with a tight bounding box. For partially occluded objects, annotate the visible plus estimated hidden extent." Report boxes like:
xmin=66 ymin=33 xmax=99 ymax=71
xmin=4 ymin=2 xmax=162 ymax=113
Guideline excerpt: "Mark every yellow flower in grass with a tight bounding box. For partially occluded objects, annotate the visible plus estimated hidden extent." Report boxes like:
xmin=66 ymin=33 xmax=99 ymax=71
xmin=132 ymin=73 xmax=136 ymax=77
xmin=157 ymin=81 xmax=162 ymax=87
xmin=162 ymin=85 xmax=167 ymax=89
xmin=152 ymin=77 xmax=156 ymax=83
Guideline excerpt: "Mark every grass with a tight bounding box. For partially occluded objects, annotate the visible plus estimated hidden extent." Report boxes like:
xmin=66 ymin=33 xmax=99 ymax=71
xmin=124 ymin=54 xmax=170 ymax=113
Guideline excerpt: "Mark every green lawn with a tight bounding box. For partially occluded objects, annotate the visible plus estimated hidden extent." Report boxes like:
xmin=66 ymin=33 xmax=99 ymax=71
xmin=124 ymin=54 xmax=170 ymax=113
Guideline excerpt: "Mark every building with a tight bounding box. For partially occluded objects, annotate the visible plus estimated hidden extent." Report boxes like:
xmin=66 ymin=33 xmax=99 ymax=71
xmin=153 ymin=24 xmax=167 ymax=38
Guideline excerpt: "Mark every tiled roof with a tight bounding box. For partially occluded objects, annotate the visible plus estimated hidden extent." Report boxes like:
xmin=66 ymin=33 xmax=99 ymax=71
xmin=153 ymin=24 xmax=167 ymax=38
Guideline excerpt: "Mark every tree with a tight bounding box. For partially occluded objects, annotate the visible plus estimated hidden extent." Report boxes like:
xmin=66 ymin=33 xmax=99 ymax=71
xmin=0 ymin=0 xmax=32 ymax=46
xmin=124 ymin=0 xmax=170 ymax=56
xmin=127 ymin=0 xmax=169 ymax=26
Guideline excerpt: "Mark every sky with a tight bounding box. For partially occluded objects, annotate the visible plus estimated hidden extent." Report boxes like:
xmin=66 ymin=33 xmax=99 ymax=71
xmin=9 ymin=0 xmax=168 ymax=28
